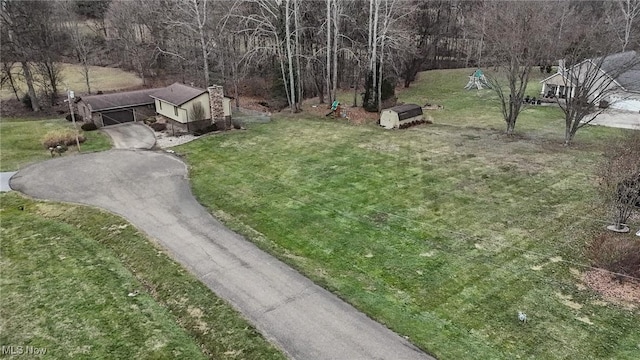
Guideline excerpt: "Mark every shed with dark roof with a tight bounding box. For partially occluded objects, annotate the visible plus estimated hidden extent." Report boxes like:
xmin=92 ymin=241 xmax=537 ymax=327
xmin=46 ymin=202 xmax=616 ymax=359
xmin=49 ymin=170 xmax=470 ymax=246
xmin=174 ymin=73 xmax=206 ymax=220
xmin=77 ymin=88 xmax=159 ymax=127
xmin=379 ymin=104 xmax=424 ymax=129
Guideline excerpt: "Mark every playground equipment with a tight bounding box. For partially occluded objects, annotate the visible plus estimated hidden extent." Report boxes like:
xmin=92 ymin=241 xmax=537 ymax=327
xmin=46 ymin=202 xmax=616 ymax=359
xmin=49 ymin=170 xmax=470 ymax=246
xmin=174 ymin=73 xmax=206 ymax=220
xmin=464 ymin=69 xmax=492 ymax=90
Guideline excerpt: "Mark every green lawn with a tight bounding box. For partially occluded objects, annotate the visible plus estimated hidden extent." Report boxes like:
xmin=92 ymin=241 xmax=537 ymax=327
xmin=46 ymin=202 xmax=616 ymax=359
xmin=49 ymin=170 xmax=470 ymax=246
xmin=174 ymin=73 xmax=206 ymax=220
xmin=0 ymin=118 xmax=111 ymax=171
xmin=0 ymin=192 xmax=285 ymax=359
xmin=176 ymin=71 xmax=639 ymax=359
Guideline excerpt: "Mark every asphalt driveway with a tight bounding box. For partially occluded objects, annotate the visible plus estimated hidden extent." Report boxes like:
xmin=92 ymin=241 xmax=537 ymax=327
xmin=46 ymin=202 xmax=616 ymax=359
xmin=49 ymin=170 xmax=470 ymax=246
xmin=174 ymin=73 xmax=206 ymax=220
xmin=10 ymin=150 xmax=433 ymax=360
xmin=101 ymin=122 xmax=156 ymax=149
xmin=587 ymin=110 xmax=640 ymax=130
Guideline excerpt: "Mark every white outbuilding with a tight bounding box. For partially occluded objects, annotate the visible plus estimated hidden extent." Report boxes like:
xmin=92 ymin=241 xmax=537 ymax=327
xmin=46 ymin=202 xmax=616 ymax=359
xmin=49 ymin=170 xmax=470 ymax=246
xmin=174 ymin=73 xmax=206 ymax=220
xmin=379 ymin=104 xmax=424 ymax=129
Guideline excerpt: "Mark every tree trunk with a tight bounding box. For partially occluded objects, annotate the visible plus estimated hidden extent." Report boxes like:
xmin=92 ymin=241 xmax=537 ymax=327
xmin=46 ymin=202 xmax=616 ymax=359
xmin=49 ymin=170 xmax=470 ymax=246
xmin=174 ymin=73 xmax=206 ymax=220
xmin=331 ymin=0 xmax=339 ymax=103
xmin=506 ymin=116 xmax=515 ymax=135
xmin=232 ymin=61 xmax=240 ymax=108
xmin=371 ymin=0 xmax=379 ymax=98
xmin=353 ymin=61 xmax=359 ymax=107
xmin=21 ymin=62 xmax=40 ymax=112
xmin=4 ymin=64 xmax=20 ymax=101
xmin=276 ymin=34 xmax=291 ymax=109
xmin=196 ymin=0 xmax=210 ymax=87
xmin=377 ymin=33 xmax=385 ymax=113
xmin=199 ymin=28 xmax=210 ymax=86
xmin=326 ymin=0 xmax=332 ymax=102
xmin=285 ymin=0 xmax=297 ymax=112
xmin=294 ymin=0 xmax=303 ymax=110
xmin=83 ymin=62 xmax=91 ymax=94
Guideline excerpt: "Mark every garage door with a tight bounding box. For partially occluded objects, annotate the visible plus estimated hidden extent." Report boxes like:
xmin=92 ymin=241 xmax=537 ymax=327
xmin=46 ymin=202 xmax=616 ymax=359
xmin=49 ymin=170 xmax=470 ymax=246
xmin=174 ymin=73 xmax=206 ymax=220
xmin=609 ymin=96 xmax=640 ymax=112
xmin=102 ymin=109 xmax=134 ymax=126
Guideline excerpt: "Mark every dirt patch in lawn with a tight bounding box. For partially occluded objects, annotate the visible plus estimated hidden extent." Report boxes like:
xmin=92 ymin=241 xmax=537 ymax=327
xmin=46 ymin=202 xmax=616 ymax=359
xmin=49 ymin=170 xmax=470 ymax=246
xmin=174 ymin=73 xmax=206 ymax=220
xmin=582 ymin=270 xmax=640 ymax=309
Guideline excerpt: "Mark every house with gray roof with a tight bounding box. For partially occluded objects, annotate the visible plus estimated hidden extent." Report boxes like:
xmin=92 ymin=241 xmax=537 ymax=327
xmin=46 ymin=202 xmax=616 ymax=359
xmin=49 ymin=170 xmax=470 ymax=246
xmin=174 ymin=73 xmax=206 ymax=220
xmin=150 ymin=83 xmax=231 ymax=132
xmin=76 ymin=82 xmax=232 ymax=131
xmin=540 ymin=51 xmax=640 ymax=112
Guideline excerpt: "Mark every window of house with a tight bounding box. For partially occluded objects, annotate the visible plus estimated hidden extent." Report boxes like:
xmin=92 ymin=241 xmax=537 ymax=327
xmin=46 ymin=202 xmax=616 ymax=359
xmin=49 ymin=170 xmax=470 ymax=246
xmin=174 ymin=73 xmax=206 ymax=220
xmin=174 ymin=106 xmax=178 ymax=116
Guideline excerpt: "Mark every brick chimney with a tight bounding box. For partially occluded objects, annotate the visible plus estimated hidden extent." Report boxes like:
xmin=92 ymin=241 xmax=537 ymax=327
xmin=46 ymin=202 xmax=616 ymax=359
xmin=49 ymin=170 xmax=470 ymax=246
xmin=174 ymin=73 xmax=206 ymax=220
xmin=207 ymin=85 xmax=224 ymax=124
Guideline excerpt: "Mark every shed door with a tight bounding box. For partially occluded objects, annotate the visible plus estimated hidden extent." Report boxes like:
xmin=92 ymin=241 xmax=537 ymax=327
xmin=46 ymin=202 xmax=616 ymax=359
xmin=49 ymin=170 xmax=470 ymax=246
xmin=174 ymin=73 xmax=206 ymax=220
xmin=102 ymin=109 xmax=134 ymax=126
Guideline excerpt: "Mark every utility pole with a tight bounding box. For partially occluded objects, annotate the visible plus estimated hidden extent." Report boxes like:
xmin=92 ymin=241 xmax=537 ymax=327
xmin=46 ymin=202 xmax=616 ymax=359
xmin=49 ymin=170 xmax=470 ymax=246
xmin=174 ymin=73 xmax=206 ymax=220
xmin=67 ymin=90 xmax=81 ymax=152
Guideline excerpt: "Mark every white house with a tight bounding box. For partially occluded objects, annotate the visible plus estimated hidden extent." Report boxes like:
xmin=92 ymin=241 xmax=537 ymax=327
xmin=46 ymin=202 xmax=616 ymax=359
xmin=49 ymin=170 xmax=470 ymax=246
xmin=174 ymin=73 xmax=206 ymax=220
xmin=540 ymin=51 xmax=640 ymax=112
xmin=150 ymin=83 xmax=232 ymax=132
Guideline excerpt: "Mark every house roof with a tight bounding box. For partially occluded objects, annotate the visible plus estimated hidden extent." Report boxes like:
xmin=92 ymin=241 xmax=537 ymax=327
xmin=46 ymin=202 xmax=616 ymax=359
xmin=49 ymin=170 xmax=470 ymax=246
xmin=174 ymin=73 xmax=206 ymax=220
xmin=539 ymin=71 xmax=578 ymax=87
xmin=592 ymin=51 xmax=640 ymax=92
xmin=149 ymin=83 xmax=207 ymax=106
xmin=80 ymin=88 xmax=159 ymax=112
xmin=540 ymin=51 xmax=640 ymax=92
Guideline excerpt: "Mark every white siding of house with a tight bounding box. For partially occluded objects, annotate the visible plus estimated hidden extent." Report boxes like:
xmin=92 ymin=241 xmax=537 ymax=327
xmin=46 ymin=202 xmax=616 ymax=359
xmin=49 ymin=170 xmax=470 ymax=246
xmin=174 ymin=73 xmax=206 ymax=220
xmin=155 ymin=94 xmax=211 ymax=123
xmin=183 ymin=94 xmax=211 ymax=122
xmin=574 ymin=61 xmax=619 ymax=102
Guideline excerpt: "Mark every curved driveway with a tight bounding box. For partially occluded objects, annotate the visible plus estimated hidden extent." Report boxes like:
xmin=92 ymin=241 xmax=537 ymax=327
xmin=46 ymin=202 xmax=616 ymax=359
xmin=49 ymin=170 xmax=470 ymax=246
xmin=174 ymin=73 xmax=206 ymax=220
xmin=10 ymin=150 xmax=432 ymax=360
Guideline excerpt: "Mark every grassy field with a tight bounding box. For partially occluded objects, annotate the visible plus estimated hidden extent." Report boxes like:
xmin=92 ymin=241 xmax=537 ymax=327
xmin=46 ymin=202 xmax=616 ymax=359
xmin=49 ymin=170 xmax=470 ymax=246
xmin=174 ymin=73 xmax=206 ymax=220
xmin=0 ymin=118 xmax=111 ymax=171
xmin=176 ymin=71 xmax=639 ymax=359
xmin=0 ymin=192 xmax=285 ymax=359
xmin=0 ymin=63 xmax=143 ymax=100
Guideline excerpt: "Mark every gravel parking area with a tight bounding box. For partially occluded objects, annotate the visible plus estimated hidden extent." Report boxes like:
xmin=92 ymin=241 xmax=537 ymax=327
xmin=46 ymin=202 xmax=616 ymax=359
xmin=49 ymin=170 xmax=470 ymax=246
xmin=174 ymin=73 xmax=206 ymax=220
xmin=155 ymin=132 xmax=199 ymax=148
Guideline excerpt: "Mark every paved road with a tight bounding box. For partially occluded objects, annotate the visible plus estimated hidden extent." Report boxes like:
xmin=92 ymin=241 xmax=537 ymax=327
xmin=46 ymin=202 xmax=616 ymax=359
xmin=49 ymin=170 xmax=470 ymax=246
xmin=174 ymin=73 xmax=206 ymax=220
xmin=0 ymin=171 xmax=16 ymax=192
xmin=101 ymin=122 xmax=156 ymax=149
xmin=11 ymin=150 xmax=433 ymax=360
xmin=587 ymin=111 xmax=640 ymax=130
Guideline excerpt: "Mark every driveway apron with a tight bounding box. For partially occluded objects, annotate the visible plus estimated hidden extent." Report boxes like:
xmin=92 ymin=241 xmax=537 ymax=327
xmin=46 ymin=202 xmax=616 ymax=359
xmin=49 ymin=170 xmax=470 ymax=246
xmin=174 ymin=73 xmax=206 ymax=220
xmin=10 ymin=150 xmax=433 ymax=360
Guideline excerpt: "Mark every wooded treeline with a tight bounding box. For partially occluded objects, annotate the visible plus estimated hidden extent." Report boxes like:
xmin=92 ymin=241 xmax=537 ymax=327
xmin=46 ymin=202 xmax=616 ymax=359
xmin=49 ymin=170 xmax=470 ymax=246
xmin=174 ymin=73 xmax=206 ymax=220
xmin=1 ymin=0 xmax=639 ymax=116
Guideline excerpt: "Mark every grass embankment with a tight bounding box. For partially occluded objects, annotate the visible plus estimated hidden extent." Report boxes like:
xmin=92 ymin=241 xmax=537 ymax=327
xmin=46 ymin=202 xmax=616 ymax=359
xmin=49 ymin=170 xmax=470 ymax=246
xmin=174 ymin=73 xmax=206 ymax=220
xmin=0 ymin=118 xmax=111 ymax=171
xmin=0 ymin=193 xmax=285 ymax=359
xmin=177 ymin=70 xmax=638 ymax=359
xmin=0 ymin=63 xmax=143 ymax=100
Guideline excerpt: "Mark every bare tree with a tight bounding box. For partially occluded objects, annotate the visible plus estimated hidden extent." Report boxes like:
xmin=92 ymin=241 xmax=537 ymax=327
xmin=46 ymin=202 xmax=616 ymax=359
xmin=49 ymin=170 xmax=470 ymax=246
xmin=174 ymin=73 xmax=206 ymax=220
xmin=61 ymin=0 xmax=97 ymax=94
xmin=481 ymin=1 xmax=554 ymax=135
xmin=105 ymin=1 xmax=158 ymax=86
xmin=0 ymin=0 xmax=45 ymax=111
xmin=0 ymin=63 xmax=20 ymax=101
xmin=157 ymin=0 xmax=215 ymax=87
xmin=607 ymin=0 xmax=640 ymax=52
xmin=599 ymin=133 xmax=640 ymax=232
xmin=554 ymin=50 xmax=640 ymax=146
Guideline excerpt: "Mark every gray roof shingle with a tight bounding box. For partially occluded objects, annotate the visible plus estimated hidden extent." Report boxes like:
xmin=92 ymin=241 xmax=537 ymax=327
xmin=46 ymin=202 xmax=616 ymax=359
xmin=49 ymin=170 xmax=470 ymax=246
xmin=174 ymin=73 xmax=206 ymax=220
xmin=595 ymin=51 xmax=640 ymax=92
xmin=81 ymin=88 xmax=159 ymax=112
xmin=149 ymin=83 xmax=207 ymax=106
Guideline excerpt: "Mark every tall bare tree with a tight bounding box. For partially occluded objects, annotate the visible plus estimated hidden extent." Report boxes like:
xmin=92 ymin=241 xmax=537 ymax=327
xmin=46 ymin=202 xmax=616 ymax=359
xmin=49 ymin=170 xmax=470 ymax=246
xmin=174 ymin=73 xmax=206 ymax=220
xmin=607 ymin=0 xmax=640 ymax=52
xmin=61 ymin=0 xmax=99 ymax=94
xmin=555 ymin=49 xmax=640 ymax=145
xmin=0 ymin=0 xmax=49 ymax=111
xmin=599 ymin=133 xmax=640 ymax=231
xmin=105 ymin=1 xmax=159 ymax=86
xmin=480 ymin=1 xmax=554 ymax=135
